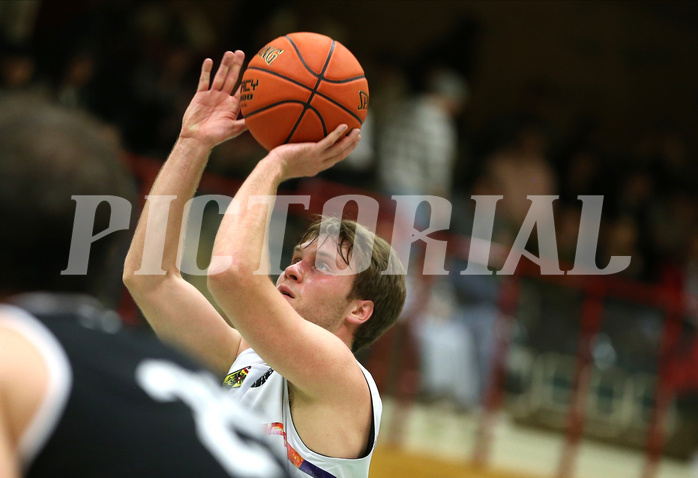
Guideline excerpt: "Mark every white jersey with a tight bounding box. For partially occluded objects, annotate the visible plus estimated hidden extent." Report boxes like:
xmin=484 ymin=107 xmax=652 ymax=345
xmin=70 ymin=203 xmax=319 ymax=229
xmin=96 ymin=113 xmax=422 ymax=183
xmin=223 ymin=349 xmax=381 ymax=478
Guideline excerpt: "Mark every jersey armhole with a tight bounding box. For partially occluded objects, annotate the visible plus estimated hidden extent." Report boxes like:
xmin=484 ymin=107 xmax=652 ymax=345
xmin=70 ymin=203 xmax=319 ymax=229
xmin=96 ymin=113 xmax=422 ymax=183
xmin=359 ymin=390 xmax=375 ymax=458
xmin=0 ymin=305 xmax=73 ymax=470
xmin=284 ymin=363 xmax=381 ymax=462
xmin=358 ymin=365 xmax=379 ymax=459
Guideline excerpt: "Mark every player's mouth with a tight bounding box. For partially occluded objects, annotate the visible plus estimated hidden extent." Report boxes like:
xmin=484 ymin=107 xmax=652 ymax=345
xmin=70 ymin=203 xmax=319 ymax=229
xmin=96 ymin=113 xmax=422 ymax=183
xmin=278 ymin=286 xmax=295 ymax=299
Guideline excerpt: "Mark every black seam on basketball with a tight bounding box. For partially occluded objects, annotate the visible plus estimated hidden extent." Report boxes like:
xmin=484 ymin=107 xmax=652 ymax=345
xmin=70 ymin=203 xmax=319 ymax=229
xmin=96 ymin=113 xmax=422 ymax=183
xmin=285 ymin=40 xmax=336 ymax=142
xmin=246 ymin=90 xmax=363 ymax=125
xmin=283 ymin=104 xmax=326 ymax=144
xmin=243 ymin=68 xmax=364 ymax=125
xmin=242 ymin=100 xmax=307 ymax=118
xmin=246 ymin=67 xmax=364 ymax=85
xmin=314 ymin=42 xmax=363 ymax=124
xmin=315 ymin=95 xmax=363 ymax=125
xmin=245 ymin=67 xmax=364 ymax=117
xmin=285 ymin=35 xmax=322 ymax=77
xmin=246 ymin=66 xmax=314 ymax=92
xmin=319 ymin=41 xmax=335 ymax=78
xmin=318 ymin=75 xmax=366 ymax=84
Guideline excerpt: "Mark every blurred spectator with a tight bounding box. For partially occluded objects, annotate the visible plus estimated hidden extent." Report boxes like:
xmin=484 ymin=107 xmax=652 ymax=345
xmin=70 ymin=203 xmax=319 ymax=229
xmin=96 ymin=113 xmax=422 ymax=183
xmin=614 ymin=165 xmax=655 ymax=220
xmin=608 ymin=166 xmax=659 ymax=281
xmin=376 ymin=65 xmax=470 ymax=409
xmin=650 ymin=189 xmax=698 ymax=266
xmin=54 ymin=47 xmax=97 ymax=110
xmin=556 ymin=146 xmax=608 ymax=206
xmin=414 ymin=277 xmax=481 ymax=411
xmin=318 ymin=57 xmax=413 ymax=191
xmin=478 ymin=114 xmax=557 ymax=248
xmin=0 ymin=40 xmax=44 ymax=95
xmin=376 ymin=64 xmax=468 ymax=201
xmin=448 ymin=174 xmax=511 ymax=407
xmin=555 ymin=115 xmax=612 ymax=201
xmin=448 ymin=264 xmax=501 ymax=407
xmin=599 ymin=215 xmax=646 ymax=281
xmin=635 ymin=121 xmax=693 ymax=195
xmin=375 ymin=62 xmax=469 ymax=360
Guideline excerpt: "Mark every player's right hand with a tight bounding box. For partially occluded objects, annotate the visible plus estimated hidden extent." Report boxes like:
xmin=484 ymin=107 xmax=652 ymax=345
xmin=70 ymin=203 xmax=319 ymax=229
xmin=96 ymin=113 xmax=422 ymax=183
xmin=179 ymin=50 xmax=248 ymax=150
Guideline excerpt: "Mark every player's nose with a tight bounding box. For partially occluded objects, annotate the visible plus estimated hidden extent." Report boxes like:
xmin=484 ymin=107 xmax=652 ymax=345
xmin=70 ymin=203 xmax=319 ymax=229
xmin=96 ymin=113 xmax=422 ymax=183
xmin=284 ymin=261 xmax=303 ymax=282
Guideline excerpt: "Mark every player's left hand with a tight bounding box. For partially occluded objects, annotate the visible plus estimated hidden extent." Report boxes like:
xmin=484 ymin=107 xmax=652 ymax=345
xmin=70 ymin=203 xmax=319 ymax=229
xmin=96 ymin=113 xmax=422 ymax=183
xmin=267 ymin=125 xmax=361 ymax=181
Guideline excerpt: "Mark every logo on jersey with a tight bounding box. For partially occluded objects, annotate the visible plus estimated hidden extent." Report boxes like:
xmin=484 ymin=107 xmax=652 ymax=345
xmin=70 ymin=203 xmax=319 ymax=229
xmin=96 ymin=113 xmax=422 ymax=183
xmin=251 ymin=368 xmax=274 ymax=388
xmin=223 ymin=367 xmax=250 ymax=389
xmin=265 ymin=422 xmax=338 ymax=477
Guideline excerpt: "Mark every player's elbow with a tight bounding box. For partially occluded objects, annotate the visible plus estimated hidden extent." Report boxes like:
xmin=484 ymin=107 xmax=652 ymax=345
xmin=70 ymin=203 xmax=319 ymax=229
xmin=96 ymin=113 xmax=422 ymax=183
xmin=123 ymin=250 xmax=146 ymax=286
xmin=122 ymin=268 xmax=152 ymax=296
xmin=207 ymin=270 xmax=233 ymax=304
xmin=122 ymin=259 xmax=177 ymax=295
xmin=207 ymin=259 xmax=256 ymax=300
xmin=122 ymin=258 xmax=141 ymax=290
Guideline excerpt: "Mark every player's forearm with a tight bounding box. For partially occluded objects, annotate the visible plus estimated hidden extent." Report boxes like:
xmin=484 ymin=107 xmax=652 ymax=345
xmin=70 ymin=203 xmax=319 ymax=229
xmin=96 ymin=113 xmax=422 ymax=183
xmin=209 ymin=155 xmax=284 ymax=282
xmin=124 ymin=137 xmax=212 ymax=284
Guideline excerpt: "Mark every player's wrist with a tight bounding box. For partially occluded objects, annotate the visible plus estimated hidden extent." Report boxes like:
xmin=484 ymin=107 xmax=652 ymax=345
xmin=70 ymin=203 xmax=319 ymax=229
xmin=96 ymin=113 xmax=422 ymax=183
xmin=174 ymin=135 xmax=215 ymax=156
xmin=259 ymin=152 xmax=288 ymax=182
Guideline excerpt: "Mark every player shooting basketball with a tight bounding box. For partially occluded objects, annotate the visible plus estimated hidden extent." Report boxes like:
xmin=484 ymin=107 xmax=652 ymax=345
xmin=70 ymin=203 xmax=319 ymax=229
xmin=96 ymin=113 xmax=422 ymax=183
xmin=124 ymin=50 xmax=406 ymax=477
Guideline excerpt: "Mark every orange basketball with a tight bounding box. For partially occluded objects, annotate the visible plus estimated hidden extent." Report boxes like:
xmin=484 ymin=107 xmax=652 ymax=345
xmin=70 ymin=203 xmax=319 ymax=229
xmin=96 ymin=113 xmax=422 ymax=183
xmin=239 ymin=32 xmax=369 ymax=151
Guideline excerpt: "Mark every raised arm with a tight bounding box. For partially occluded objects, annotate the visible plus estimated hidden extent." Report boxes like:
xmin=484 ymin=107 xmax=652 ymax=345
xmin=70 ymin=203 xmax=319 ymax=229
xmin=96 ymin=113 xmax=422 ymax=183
xmin=124 ymin=51 xmax=247 ymax=377
xmin=207 ymin=127 xmax=365 ymax=400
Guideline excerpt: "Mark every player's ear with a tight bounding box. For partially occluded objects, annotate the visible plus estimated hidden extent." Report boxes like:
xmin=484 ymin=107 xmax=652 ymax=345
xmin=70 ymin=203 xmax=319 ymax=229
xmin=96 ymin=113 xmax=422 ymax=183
xmin=347 ymin=299 xmax=373 ymax=325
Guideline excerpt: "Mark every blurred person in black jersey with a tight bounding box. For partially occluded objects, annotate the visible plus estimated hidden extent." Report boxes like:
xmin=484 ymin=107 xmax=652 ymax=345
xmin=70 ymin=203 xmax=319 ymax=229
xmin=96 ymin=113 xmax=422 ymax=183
xmin=0 ymin=93 xmax=289 ymax=478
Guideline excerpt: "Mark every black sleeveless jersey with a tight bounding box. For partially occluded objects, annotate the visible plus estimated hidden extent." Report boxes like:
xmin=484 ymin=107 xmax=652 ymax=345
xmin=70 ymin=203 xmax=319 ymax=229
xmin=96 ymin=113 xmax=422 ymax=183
xmin=4 ymin=293 xmax=289 ymax=478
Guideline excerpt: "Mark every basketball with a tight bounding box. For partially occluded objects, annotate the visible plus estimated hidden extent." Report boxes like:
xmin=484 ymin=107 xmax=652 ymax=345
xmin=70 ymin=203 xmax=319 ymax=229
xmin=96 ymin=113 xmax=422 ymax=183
xmin=239 ymin=32 xmax=369 ymax=151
